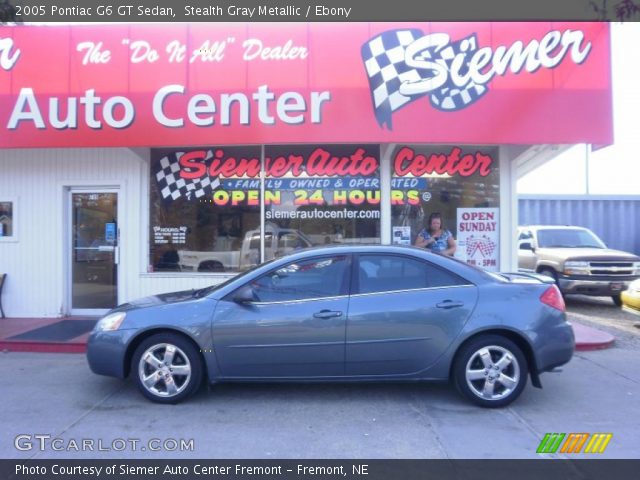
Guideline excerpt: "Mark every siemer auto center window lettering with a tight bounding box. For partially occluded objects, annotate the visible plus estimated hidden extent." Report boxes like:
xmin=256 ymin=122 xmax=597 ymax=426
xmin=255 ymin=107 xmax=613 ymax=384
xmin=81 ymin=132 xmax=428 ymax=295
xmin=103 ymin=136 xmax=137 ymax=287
xmin=390 ymin=145 xmax=501 ymax=271
xmin=149 ymin=144 xmax=382 ymax=274
xmin=263 ymin=145 xmax=381 ymax=251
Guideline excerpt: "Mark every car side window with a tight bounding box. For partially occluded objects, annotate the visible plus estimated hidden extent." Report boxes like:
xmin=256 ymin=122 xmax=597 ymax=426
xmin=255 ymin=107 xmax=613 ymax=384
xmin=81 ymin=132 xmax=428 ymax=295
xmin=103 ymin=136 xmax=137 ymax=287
xmin=278 ymin=232 xmax=305 ymax=250
xmin=518 ymin=230 xmax=532 ymax=241
xmin=250 ymin=255 xmax=350 ymax=302
xmin=357 ymin=255 xmax=468 ymax=295
xmin=518 ymin=230 xmax=534 ymax=249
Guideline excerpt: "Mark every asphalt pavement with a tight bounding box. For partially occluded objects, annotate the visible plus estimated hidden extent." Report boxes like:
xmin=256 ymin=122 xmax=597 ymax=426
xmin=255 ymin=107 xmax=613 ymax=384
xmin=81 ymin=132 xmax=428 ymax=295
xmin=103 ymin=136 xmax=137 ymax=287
xmin=2 ymin=298 xmax=639 ymax=459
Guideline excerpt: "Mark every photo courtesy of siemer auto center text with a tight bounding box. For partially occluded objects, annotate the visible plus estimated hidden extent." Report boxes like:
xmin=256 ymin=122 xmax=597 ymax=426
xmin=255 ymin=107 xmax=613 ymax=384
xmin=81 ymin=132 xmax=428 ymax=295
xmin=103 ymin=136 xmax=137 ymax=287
xmin=1 ymin=1 xmax=640 ymax=479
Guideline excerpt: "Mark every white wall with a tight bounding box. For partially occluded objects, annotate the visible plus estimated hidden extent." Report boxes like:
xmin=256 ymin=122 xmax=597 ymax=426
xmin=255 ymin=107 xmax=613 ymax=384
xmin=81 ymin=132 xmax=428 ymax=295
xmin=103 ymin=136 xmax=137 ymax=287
xmin=0 ymin=148 xmax=226 ymax=318
xmin=500 ymin=145 xmax=526 ymax=272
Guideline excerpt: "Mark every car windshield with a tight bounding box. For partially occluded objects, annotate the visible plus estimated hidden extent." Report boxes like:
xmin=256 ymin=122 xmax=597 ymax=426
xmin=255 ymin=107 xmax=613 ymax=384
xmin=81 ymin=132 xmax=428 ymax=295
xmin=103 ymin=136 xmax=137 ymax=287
xmin=537 ymin=229 xmax=606 ymax=249
xmin=192 ymin=257 xmax=280 ymax=297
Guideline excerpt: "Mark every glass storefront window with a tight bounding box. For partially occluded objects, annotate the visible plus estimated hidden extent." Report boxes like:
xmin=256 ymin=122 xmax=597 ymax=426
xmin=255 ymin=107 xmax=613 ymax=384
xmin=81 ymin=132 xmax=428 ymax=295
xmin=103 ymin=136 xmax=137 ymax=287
xmin=149 ymin=146 xmax=261 ymax=273
xmin=390 ymin=145 xmax=501 ymax=271
xmin=149 ymin=143 xmax=500 ymax=274
xmin=0 ymin=200 xmax=14 ymax=238
xmin=263 ymin=144 xmax=381 ymax=264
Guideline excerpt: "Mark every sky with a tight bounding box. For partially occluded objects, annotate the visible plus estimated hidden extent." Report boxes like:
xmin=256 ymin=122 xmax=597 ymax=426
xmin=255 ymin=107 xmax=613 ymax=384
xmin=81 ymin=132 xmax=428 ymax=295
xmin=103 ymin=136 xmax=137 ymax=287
xmin=518 ymin=23 xmax=640 ymax=196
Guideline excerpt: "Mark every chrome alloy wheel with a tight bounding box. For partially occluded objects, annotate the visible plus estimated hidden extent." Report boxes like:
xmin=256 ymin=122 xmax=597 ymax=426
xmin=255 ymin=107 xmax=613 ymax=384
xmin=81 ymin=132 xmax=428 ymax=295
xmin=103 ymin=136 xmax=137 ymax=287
xmin=137 ymin=343 xmax=192 ymax=398
xmin=465 ymin=345 xmax=521 ymax=401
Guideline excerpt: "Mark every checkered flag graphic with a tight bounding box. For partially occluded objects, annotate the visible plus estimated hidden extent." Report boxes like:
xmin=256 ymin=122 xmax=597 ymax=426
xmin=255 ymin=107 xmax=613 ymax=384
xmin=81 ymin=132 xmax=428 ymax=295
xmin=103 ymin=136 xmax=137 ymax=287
xmin=361 ymin=30 xmax=489 ymax=128
xmin=466 ymin=235 xmax=497 ymax=258
xmin=155 ymin=151 xmax=220 ymax=201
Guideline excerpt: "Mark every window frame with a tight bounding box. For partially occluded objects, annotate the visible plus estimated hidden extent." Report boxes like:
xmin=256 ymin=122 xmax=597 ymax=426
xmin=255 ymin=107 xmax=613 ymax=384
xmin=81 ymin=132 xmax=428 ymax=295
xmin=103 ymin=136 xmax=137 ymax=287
xmin=351 ymin=253 xmax=473 ymax=296
xmin=0 ymin=196 xmax=18 ymax=243
xmin=226 ymin=254 xmax=353 ymax=305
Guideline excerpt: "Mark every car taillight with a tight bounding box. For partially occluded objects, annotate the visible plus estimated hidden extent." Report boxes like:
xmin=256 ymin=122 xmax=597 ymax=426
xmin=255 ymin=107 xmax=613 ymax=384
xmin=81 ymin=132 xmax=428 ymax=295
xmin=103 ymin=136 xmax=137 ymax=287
xmin=540 ymin=285 xmax=565 ymax=312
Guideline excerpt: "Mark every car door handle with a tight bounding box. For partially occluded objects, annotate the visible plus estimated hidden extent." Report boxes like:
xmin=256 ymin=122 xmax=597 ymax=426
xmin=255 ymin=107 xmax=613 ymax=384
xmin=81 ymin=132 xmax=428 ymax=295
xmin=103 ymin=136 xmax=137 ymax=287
xmin=436 ymin=300 xmax=464 ymax=309
xmin=313 ymin=310 xmax=343 ymax=319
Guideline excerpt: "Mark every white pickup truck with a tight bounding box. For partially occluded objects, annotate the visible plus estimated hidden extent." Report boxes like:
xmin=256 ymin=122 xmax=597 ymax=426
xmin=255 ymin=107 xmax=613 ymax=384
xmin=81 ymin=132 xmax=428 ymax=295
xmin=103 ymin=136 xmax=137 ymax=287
xmin=178 ymin=225 xmax=314 ymax=272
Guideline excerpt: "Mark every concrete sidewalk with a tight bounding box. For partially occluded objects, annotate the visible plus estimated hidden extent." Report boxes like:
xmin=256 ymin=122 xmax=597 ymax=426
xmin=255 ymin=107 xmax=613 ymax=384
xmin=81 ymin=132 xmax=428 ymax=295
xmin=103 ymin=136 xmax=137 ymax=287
xmin=2 ymin=344 xmax=639 ymax=459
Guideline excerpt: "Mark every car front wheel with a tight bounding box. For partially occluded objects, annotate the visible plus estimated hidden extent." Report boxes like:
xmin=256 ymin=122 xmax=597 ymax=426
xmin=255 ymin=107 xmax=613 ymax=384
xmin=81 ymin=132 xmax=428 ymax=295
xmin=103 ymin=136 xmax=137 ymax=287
xmin=612 ymin=295 xmax=622 ymax=307
xmin=453 ymin=335 xmax=528 ymax=408
xmin=132 ymin=333 xmax=203 ymax=404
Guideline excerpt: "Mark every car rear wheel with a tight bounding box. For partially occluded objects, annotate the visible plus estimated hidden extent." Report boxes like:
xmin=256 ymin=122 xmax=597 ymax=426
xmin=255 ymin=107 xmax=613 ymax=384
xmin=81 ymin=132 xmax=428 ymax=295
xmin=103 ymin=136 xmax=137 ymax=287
xmin=612 ymin=295 xmax=622 ymax=307
xmin=132 ymin=333 xmax=203 ymax=404
xmin=453 ymin=335 xmax=528 ymax=408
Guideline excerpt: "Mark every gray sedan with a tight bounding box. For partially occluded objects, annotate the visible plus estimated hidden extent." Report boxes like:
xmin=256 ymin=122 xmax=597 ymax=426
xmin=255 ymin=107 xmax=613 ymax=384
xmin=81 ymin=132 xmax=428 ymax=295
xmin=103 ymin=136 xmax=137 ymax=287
xmin=87 ymin=245 xmax=574 ymax=407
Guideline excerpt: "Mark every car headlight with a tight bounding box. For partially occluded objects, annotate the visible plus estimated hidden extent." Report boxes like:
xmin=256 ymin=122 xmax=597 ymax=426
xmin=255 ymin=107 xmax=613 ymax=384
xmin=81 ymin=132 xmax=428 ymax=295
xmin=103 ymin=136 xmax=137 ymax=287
xmin=95 ymin=312 xmax=126 ymax=331
xmin=633 ymin=262 xmax=640 ymax=275
xmin=564 ymin=261 xmax=590 ymax=275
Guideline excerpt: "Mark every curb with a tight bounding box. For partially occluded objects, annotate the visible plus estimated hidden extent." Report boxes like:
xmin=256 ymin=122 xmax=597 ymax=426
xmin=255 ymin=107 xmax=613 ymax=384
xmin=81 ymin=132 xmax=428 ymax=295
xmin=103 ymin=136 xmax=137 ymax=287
xmin=572 ymin=322 xmax=615 ymax=351
xmin=0 ymin=341 xmax=86 ymax=354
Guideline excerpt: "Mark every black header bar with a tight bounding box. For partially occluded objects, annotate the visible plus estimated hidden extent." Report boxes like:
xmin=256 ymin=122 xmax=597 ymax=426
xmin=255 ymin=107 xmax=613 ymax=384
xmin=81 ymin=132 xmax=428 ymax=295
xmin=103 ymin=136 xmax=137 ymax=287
xmin=3 ymin=460 xmax=640 ymax=480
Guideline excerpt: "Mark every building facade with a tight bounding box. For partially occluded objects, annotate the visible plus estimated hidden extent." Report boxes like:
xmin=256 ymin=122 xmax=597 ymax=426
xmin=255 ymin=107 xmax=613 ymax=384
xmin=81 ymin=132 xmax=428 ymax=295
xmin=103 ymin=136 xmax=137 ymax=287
xmin=0 ymin=23 xmax=612 ymax=317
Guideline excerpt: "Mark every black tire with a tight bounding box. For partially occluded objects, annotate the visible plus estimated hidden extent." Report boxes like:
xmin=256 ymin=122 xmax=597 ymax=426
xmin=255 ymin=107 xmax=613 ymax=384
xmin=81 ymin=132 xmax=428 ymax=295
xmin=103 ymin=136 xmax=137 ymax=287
xmin=612 ymin=295 xmax=622 ymax=307
xmin=131 ymin=333 xmax=203 ymax=404
xmin=539 ymin=268 xmax=565 ymax=298
xmin=453 ymin=335 xmax=528 ymax=408
xmin=539 ymin=267 xmax=558 ymax=284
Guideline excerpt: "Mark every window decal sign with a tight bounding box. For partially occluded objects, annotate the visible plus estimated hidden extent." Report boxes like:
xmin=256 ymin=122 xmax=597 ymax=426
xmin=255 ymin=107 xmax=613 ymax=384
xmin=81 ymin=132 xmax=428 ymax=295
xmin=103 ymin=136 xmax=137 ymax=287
xmin=456 ymin=208 xmax=500 ymax=271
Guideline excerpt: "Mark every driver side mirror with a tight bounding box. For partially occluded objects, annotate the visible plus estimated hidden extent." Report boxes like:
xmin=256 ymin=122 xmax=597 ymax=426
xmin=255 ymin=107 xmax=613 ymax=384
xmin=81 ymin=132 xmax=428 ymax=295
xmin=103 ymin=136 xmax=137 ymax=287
xmin=233 ymin=285 xmax=255 ymax=304
xmin=519 ymin=242 xmax=535 ymax=251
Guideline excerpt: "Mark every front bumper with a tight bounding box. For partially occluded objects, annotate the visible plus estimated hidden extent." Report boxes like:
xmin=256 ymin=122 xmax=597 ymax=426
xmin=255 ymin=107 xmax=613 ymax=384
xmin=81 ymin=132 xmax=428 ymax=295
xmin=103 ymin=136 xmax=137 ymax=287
xmin=558 ymin=276 xmax=635 ymax=296
xmin=86 ymin=329 xmax=138 ymax=378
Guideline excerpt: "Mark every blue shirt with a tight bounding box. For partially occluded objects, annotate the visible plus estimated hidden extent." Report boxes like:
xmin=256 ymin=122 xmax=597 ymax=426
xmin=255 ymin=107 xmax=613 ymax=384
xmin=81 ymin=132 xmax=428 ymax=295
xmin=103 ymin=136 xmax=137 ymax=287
xmin=419 ymin=229 xmax=452 ymax=254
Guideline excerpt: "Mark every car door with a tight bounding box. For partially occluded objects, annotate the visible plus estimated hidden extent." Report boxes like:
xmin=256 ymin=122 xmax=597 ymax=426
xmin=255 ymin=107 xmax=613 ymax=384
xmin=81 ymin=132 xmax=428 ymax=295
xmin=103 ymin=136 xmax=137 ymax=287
xmin=346 ymin=254 xmax=478 ymax=376
xmin=212 ymin=254 xmax=351 ymax=378
xmin=518 ymin=229 xmax=538 ymax=272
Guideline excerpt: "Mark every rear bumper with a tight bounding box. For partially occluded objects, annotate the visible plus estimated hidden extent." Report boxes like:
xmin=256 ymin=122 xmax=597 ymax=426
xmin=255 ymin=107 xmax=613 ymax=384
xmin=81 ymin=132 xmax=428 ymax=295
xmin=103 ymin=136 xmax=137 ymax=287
xmin=558 ymin=277 xmax=635 ymax=296
xmin=535 ymin=322 xmax=575 ymax=373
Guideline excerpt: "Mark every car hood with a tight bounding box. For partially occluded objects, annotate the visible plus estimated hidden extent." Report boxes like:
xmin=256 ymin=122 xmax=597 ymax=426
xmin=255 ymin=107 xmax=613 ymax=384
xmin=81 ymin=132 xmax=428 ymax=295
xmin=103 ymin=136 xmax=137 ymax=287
xmin=537 ymin=248 xmax=640 ymax=262
xmin=112 ymin=289 xmax=198 ymax=311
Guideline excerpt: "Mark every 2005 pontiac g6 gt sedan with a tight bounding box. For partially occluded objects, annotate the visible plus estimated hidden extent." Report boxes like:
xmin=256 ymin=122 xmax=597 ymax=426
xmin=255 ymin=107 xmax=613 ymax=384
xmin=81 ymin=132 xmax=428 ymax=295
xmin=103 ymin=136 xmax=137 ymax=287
xmin=87 ymin=245 xmax=574 ymax=408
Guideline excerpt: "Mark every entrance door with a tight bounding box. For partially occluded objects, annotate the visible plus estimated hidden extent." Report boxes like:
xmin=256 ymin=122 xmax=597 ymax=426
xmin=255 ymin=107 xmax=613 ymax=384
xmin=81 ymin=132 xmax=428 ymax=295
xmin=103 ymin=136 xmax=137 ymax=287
xmin=69 ymin=190 xmax=119 ymax=315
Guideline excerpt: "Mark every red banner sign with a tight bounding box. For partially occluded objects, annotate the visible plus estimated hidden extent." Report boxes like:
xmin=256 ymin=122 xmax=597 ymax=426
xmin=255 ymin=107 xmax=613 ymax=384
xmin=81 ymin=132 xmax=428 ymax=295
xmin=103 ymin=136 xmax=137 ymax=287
xmin=0 ymin=23 xmax=612 ymax=148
